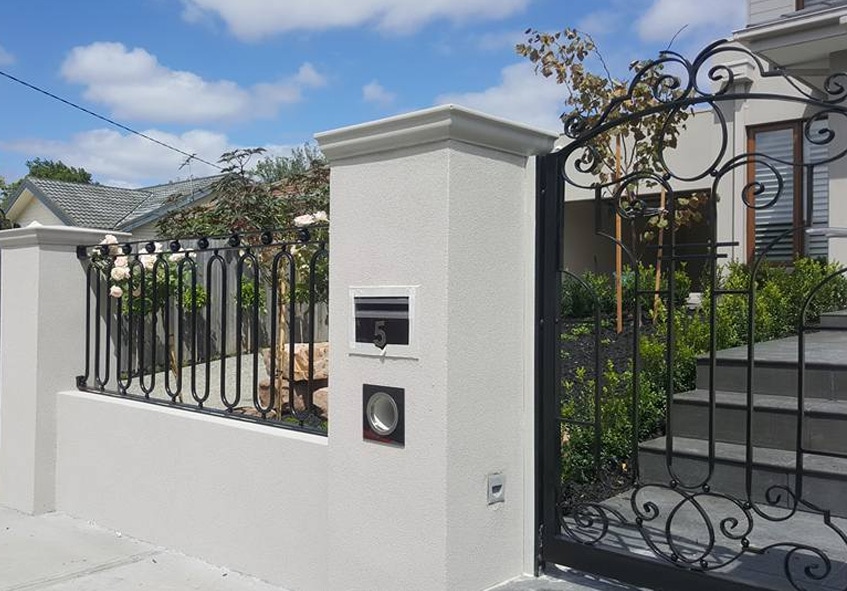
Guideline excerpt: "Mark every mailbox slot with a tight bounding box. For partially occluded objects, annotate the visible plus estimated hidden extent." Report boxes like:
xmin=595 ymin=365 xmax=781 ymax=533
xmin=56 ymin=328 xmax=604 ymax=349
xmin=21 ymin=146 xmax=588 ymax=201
xmin=349 ymin=286 xmax=417 ymax=357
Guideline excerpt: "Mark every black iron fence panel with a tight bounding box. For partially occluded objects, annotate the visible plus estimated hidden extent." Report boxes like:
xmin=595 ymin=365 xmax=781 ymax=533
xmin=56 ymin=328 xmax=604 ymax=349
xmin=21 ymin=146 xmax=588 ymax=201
xmin=77 ymin=226 xmax=328 ymax=435
xmin=537 ymin=39 xmax=847 ymax=591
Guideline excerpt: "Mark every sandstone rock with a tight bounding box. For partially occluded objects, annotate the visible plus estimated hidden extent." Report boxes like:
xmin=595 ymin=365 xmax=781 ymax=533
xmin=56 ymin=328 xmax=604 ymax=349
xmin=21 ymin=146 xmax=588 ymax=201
xmin=260 ymin=342 xmax=329 ymax=381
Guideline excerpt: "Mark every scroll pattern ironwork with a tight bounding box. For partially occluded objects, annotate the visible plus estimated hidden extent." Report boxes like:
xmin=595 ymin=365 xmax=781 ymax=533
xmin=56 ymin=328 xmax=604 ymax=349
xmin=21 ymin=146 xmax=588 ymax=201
xmin=551 ymin=39 xmax=847 ymax=591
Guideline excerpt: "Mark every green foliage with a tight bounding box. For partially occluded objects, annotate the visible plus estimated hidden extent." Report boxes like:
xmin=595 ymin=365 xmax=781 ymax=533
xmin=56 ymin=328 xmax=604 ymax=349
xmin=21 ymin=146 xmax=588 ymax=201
xmin=642 ymin=257 xmax=847 ymax=395
xmin=253 ymin=144 xmax=325 ymax=185
xmin=620 ymin=262 xmax=691 ymax=313
xmin=238 ymin=278 xmax=266 ymax=313
xmin=155 ymin=146 xmax=330 ymax=308
xmin=562 ymin=264 xmax=691 ymax=320
xmin=156 ymin=146 xmax=329 ymax=238
xmin=640 ymin=306 xmax=711 ymax=395
xmin=25 ymin=158 xmax=92 ymax=184
xmin=560 ymin=256 xmax=847 ymax=491
xmin=561 ymin=271 xmax=615 ymax=318
xmin=516 ymin=28 xmax=706 ymax=233
xmin=704 ymin=258 xmax=847 ymax=350
xmin=2 ymin=158 xmax=94 ymax=208
xmin=561 ymin=361 xmax=664 ymax=484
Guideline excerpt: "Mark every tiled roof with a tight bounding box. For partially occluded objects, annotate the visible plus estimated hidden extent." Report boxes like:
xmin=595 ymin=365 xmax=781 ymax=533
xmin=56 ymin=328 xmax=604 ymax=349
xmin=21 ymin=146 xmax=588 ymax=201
xmin=18 ymin=175 xmax=223 ymax=231
xmin=118 ymin=175 xmax=224 ymax=230
xmin=25 ymin=178 xmax=145 ymax=230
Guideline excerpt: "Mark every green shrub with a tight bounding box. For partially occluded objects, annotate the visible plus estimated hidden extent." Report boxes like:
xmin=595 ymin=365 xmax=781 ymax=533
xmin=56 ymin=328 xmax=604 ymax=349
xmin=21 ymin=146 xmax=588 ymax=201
xmin=561 ymin=361 xmax=664 ymax=485
xmin=640 ymin=307 xmax=710 ymax=394
xmin=558 ymin=256 xmax=847 ymax=493
xmin=561 ymin=271 xmax=615 ymax=319
xmin=621 ymin=262 xmax=691 ymax=315
xmin=704 ymin=258 xmax=847 ymax=349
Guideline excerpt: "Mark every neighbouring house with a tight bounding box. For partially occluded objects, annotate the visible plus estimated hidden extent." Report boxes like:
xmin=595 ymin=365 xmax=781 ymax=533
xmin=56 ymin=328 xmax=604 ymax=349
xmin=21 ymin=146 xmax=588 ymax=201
xmin=733 ymin=0 xmax=847 ymax=265
xmin=561 ymin=0 xmax=847 ymax=279
xmin=4 ymin=174 xmax=224 ymax=241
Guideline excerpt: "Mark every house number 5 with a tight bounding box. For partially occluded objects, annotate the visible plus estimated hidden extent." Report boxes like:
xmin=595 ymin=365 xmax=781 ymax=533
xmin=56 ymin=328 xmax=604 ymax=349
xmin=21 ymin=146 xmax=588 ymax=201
xmin=373 ymin=320 xmax=388 ymax=350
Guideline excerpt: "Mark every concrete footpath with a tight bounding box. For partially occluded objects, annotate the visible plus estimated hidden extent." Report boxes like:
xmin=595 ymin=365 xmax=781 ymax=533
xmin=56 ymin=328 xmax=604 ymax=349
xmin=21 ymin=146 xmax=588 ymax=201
xmin=0 ymin=506 xmax=636 ymax=591
xmin=0 ymin=507 xmax=287 ymax=591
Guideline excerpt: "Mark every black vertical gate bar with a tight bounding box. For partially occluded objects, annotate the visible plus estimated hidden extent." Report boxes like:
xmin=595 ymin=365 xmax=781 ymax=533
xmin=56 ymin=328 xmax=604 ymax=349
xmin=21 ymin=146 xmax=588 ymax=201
xmin=536 ymin=151 xmax=563 ymax=564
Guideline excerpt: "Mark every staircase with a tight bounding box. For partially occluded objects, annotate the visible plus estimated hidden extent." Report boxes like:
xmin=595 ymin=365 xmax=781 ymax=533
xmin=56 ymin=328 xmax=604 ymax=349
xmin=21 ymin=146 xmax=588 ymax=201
xmin=638 ymin=311 xmax=847 ymax=516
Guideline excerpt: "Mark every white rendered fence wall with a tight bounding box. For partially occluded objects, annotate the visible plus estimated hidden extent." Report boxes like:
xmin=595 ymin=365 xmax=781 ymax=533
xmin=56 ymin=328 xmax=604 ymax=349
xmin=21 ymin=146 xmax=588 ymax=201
xmin=0 ymin=104 xmax=556 ymax=591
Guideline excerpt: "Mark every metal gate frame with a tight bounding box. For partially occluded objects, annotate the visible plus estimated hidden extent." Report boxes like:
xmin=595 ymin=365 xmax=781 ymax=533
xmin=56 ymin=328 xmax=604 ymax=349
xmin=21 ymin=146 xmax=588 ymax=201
xmin=535 ymin=39 xmax=847 ymax=591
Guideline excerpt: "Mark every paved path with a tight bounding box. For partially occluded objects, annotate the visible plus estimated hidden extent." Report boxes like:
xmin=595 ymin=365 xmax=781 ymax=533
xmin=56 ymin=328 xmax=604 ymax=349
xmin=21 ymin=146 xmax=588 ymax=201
xmin=490 ymin=566 xmax=640 ymax=590
xmin=0 ymin=505 xmax=640 ymax=591
xmin=0 ymin=507 xmax=288 ymax=591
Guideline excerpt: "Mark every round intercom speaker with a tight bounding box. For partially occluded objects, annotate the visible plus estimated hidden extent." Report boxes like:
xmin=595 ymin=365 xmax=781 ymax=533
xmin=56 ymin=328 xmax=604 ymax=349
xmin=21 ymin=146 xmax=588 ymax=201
xmin=366 ymin=391 xmax=399 ymax=436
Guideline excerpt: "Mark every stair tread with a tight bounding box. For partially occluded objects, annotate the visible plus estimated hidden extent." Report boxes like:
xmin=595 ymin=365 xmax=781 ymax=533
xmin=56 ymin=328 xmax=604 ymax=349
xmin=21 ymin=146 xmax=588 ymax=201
xmin=674 ymin=389 xmax=847 ymax=415
xmin=639 ymin=436 xmax=847 ymax=477
xmin=696 ymin=330 xmax=847 ymax=368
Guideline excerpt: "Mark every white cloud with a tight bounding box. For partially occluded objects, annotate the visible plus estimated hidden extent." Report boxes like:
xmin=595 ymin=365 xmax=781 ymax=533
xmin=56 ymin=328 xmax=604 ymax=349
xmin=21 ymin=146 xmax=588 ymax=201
xmin=362 ymin=80 xmax=396 ymax=106
xmin=475 ymin=30 xmax=522 ymax=52
xmin=3 ymin=128 xmax=232 ymax=186
xmin=435 ymin=63 xmax=564 ymax=133
xmin=0 ymin=45 xmax=14 ymax=66
xmin=181 ymin=0 xmax=530 ymax=40
xmin=577 ymin=10 xmax=626 ymax=38
xmin=636 ymin=0 xmax=745 ymax=43
xmin=60 ymin=42 xmax=327 ymax=124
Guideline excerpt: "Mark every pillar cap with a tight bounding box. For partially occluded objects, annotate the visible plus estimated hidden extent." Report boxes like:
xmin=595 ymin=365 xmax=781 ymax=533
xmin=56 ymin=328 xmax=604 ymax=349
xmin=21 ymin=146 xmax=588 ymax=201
xmin=316 ymin=104 xmax=559 ymax=162
xmin=0 ymin=225 xmax=130 ymax=250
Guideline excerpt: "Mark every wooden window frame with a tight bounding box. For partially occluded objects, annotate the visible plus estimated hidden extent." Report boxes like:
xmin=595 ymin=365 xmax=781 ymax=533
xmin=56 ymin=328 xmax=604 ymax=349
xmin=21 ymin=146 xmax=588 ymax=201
xmin=746 ymin=120 xmax=805 ymax=261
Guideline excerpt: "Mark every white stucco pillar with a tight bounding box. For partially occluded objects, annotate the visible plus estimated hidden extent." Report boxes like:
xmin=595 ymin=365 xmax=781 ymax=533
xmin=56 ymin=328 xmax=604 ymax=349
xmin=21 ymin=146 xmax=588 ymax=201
xmin=317 ymin=105 xmax=556 ymax=591
xmin=0 ymin=226 xmax=123 ymax=514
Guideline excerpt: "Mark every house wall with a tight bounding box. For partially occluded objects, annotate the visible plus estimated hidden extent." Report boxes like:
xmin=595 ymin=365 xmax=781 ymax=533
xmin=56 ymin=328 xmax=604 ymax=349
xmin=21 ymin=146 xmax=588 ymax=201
xmin=749 ymin=0 xmax=795 ymax=25
xmin=11 ymin=193 xmax=65 ymax=227
xmin=828 ymin=50 xmax=847 ymax=265
xmin=127 ymin=221 xmax=158 ymax=242
xmin=710 ymin=50 xmax=847 ymax=266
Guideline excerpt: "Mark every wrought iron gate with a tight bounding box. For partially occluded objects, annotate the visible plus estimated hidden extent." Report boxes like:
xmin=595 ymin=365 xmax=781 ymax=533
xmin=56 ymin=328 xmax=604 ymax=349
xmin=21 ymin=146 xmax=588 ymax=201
xmin=537 ymin=40 xmax=847 ymax=591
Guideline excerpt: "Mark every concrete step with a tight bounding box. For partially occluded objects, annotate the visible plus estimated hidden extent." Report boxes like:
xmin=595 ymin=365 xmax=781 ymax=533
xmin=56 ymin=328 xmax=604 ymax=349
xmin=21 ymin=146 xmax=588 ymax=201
xmin=820 ymin=310 xmax=847 ymax=330
xmin=694 ymin=330 xmax=847 ymax=397
xmin=672 ymin=389 xmax=847 ymax=454
xmin=638 ymin=436 xmax=847 ymax=517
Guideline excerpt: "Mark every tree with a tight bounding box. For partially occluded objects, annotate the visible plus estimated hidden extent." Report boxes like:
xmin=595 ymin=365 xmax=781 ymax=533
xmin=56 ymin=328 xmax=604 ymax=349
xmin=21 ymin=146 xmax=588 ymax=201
xmin=24 ymin=158 xmax=92 ymax=184
xmin=156 ymin=146 xmax=328 ymax=238
xmin=517 ymin=28 xmax=707 ymax=325
xmin=253 ymin=144 xmax=325 ymax=185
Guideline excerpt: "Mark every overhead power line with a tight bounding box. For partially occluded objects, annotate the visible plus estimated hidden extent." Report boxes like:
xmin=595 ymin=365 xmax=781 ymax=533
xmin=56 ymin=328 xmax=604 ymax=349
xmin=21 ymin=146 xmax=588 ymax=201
xmin=0 ymin=69 xmax=223 ymax=171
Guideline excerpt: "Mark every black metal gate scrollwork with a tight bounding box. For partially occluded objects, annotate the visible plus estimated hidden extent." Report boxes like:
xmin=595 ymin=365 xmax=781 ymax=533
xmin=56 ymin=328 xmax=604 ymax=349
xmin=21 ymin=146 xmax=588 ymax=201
xmin=537 ymin=39 xmax=847 ymax=591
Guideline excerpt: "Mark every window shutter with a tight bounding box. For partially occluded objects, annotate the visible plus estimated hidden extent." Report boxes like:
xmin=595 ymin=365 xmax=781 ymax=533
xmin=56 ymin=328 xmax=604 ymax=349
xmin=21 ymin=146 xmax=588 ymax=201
xmin=805 ymin=118 xmax=829 ymax=260
xmin=754 ymin=128 xmax=795 ymax=261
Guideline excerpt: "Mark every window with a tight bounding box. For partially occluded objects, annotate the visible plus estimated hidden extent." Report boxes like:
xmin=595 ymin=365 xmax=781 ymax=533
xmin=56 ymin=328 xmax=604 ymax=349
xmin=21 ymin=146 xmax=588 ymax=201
xmin=747 ymin=119 xmax=829 ymax=261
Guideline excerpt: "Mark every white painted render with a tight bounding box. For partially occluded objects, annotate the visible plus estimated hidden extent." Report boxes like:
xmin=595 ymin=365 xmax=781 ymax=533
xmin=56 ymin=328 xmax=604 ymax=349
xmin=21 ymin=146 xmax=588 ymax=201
xmin=0 ymin=106 xmax=555 ymax=591
xmin=0 ymin=226 xmax=129 ymax=514
xmin=317 ymin=104 xmax=555 ymax=591
xmin=749 ymin=0 xmax=795 ymax=25
xmin=54 ymin=391 xmax=329 ymax=591
xmin=9 ymin=191 xmax=65 ymax=227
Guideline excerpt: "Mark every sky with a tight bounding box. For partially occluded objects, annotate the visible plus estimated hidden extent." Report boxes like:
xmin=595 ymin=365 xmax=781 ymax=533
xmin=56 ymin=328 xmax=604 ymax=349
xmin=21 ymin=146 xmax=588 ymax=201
xmin=0 ymin=0 xmax=745 ymax=188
